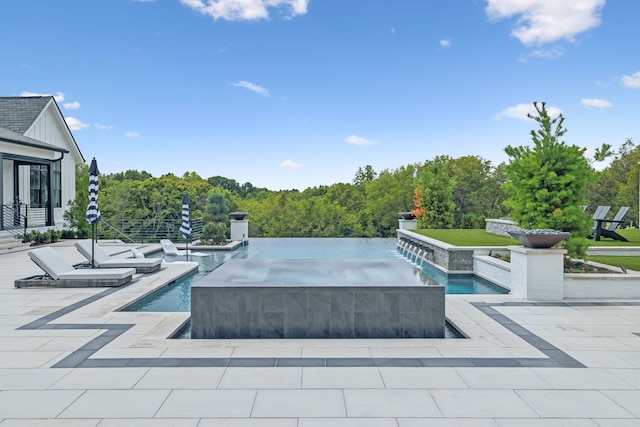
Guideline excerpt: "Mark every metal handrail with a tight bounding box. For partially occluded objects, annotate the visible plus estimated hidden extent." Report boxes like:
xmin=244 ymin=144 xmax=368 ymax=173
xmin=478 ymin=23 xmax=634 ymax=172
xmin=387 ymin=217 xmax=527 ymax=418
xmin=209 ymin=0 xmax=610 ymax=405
xmin=99 ymin=219 xmax=137 ymax=243
xmin=1 ymin=204 xmax=27 ymax=240
xmin=95 ymin=218 xmax=204 ymax=243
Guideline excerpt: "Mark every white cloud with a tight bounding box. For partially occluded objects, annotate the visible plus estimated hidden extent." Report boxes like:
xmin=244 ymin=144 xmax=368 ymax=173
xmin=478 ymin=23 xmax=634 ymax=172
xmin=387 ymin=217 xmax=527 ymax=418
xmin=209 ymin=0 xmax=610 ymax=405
xmin=439 ymin=38 xmax=451 ymax=47
xmin=345 ymin=135 xmax=376 ymax=147
xmin=63 ymin=101 xmax=80 ymax=110
xmin=493 ymin=103 xmax=562 ymax=121
xmin=125 ymin=131 xmax=140 ymax=139
xmin=65 ymin=117 xmax=89 ymax=131
xmin=486 ymin=0 xmax=605 ymax=45
xmin=95 ymin=124 xmax=114 ymax=130
xmin=279 ymin=159 xmax=302 ymax=169
xmin=580 ymin=98 xmax=613 ymax=108
xmin=20 ymin=91 xmax=65 ymax=102
xmin=180 ymin=0 xmax=308 ymax=21
xmin=621 ymin=71 xmax=640 ymax=89
xmin=232 ymin=81 xmax=270 ymax=97
xmin=528 ymin=46 xmax=564 ymax=59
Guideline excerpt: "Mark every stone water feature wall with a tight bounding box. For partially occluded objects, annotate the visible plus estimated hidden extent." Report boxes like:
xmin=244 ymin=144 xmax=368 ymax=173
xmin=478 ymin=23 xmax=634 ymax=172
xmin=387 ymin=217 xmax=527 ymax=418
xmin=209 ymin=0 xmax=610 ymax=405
xmin=397 ymin=230 xmax=476 ymax=273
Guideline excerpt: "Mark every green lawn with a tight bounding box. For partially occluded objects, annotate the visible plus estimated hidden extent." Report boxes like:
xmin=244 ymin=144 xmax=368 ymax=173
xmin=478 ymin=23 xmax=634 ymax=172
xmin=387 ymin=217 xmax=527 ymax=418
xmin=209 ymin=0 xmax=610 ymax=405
xmin=412 ymin=228 xmax=640 ymax=270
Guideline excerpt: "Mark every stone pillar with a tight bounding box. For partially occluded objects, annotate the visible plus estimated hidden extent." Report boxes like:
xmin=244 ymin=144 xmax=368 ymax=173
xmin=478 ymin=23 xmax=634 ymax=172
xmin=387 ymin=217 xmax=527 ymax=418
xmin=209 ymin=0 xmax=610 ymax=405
xmin=230 ymin=220 xmax=249 ymax=242
xmin=509 ymin=245 xmax=566 ymax=301
xmin=398 ymin=219 xmax=417 ymax=230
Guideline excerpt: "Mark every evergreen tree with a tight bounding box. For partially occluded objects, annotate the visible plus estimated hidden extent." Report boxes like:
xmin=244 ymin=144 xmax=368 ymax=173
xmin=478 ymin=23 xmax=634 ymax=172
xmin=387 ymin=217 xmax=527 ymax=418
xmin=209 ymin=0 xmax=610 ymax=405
xmin=415 ymin=158 xmax=456 ymax=229
xmin=503 ymin=102 xmax=593 ymax=258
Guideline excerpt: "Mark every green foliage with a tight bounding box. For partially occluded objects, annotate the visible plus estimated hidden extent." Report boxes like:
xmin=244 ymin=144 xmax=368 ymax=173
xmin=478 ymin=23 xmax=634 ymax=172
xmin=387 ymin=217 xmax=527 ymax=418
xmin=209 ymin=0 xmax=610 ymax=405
xmin=25 ymin=229 xmax=61 ymax=245
xmin=202 ymin=222 xmax=228 ymax=244
xmin=63 ymin=163 xmax=91 ymax=238
xmin=415 ymin=158 xmax=456 ymax=229
xmin=413 ymin=229 xmax=517 ymax=246
xmin=201 ymin=190 xmax=230 ymax=242
xmin=503 ymin=102 xmax=594 ymax=258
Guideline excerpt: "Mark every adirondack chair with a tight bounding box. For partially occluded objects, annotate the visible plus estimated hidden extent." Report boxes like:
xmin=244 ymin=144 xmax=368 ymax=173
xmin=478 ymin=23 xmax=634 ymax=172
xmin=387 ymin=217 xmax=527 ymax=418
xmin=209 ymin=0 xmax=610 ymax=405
xmin=593 ymin=206 xmax=629 ymax=241
xmin=591 ymin=205 xmax=611 ymax=232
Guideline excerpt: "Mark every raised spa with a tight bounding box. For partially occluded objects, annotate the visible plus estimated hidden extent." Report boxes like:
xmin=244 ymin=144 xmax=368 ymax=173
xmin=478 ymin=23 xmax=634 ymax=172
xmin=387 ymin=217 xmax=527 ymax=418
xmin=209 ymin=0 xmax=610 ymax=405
xmin=190 ymin=258 xmax=445 ymax=339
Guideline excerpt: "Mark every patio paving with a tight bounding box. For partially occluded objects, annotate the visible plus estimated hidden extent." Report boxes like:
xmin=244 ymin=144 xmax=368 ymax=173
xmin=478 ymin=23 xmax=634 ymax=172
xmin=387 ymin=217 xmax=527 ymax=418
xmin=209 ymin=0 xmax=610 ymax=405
xmin=0 ymin=240 xmax=640 ymax=424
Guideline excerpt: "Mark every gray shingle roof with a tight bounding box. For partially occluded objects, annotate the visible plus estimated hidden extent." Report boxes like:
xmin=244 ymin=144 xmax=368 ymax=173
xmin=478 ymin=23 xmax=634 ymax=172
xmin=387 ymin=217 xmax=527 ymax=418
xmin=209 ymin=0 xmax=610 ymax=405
xmin=0 ymin=96 xmax=52 ymax=134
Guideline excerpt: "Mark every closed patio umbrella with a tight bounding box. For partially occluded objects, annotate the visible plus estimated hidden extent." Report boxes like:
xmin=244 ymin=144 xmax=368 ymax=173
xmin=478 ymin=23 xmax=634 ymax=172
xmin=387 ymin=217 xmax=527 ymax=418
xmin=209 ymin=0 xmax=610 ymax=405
xmin=179 ymin=193 xmax=192 ymax=261
xmin=85 ymin=158 xmax=101 ymax=268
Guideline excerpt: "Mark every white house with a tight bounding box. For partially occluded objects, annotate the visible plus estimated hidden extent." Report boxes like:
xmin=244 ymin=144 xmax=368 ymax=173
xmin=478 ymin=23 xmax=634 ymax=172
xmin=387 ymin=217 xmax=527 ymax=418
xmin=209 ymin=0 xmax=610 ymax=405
xmin=0 ymin=96 xmax=84 ymax=234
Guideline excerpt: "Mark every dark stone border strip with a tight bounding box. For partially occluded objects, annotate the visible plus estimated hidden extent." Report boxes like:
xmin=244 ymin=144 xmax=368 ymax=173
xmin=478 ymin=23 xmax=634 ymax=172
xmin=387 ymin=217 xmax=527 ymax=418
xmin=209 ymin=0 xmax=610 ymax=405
xmin=16 ymin=289 xmax=640 ymax=368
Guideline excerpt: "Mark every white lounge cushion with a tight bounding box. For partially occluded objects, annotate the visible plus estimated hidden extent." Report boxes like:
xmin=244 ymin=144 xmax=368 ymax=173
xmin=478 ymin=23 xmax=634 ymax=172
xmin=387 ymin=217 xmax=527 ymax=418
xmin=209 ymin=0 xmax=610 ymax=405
xmin=160 ymin=239 xmax=207 ymax=256
xmin=28 ymin=247 xmax=135 ymax=280
xmin=75 ymin=240 xmax=162 ymax=269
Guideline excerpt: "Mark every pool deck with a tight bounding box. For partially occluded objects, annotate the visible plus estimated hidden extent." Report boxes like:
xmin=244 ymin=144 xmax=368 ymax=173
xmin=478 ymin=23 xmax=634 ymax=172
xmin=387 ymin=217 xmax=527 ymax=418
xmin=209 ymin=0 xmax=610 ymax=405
xmin=1 ymin=240 xmax=640 ymax=424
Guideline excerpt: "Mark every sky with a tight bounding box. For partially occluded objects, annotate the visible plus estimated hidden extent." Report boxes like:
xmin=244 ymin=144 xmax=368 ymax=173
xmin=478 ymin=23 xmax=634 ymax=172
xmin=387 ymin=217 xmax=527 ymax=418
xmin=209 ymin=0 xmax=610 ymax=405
xmin=1 ymin=0 xmax=639 ymax=191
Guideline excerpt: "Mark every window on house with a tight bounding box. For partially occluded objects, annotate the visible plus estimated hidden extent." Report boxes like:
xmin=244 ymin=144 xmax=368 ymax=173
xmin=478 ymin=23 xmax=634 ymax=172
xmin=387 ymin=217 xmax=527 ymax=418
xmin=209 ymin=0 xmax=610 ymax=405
xmin=29 ymin=165 xmax=48 ymax=208
xmin=52 ymin=160 xmax=61 ymax=208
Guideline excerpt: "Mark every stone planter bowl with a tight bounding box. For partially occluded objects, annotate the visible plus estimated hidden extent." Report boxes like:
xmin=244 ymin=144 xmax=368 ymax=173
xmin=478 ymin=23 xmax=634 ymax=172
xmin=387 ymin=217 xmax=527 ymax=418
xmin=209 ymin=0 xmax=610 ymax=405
xmin=229 ymin=212 xmax=249 ymax=220
xmin=508 ymin=230 xmax=571 ymax=249
xmin=398 ymin=212 xmax=416 ymax=220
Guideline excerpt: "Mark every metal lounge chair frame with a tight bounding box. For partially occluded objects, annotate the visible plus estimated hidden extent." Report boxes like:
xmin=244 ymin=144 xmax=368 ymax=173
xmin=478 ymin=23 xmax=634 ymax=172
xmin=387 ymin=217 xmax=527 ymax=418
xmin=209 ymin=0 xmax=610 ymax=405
xmin=15 ymin=246 xmax=135 ymax=288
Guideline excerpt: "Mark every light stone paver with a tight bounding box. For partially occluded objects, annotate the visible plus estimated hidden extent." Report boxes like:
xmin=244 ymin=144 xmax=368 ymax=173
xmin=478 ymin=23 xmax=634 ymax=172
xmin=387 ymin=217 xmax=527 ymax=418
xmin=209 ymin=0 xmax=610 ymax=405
xmin=378 ymin=367 xmax=468 ymax=389
xmin=252 ymin=389 xmax=346 ymax=417
xmin=155 ymin=389 xmax=257 ymax=418
xmin=398 ymin=420 xmax=500 ymax=427
xmin=602 ymin=391 xmax=640 ymax=418
xmin=302 ymin=367 xmax=385 ymax=388
xmin=1 ymin=242 xmax=640 ymax=424
xmin=531 ymin=367 xmax=637 ymax=390
xmin=455 ymin=367 xmax=552 ymax=389
xmin=0 ymin=420 xmax=102 ymax=427
xmin=198 ymin=420 xmax=298 ymax=427
xmin=0 ymin=390 xmax=84 ymax=419
xmin=0 ymin=368 xmax=71 ymax=390
xmin=134 ymin=366 xmax=225 ymax=389
xmin=218 ymin=367 xmax=302 ymax=388
xmin=50 ymin=367 xmax=149 ymax=389
xmin=517 ymin=389 xmax=635 ymax=418
xmin=299 ymin=419 xmax=399 ymax=427
xmin=431 ymin=389 xmax=539 ymax=418
xmin=495 ymin=419 xmax=599 ymax=426
xmin=58 ymin=389 xmax=171 ymax=418
xmin=98 ymin=420 xmax=199 ymax=427
xmin=344 ymin=388 xmax=441 ymax=417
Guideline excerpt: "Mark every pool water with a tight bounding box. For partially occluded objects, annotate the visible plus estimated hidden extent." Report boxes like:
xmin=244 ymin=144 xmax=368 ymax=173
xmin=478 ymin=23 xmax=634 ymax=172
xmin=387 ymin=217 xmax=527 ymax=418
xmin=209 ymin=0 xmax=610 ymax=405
xmin=124 ymin=238 xmax=506 ymax=313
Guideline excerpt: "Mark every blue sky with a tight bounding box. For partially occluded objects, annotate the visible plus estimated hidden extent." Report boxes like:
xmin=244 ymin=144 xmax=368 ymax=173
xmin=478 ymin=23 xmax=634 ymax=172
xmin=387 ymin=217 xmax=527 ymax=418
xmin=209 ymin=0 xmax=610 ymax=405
xmin=2 ymin=0 xmax=638 ymax=190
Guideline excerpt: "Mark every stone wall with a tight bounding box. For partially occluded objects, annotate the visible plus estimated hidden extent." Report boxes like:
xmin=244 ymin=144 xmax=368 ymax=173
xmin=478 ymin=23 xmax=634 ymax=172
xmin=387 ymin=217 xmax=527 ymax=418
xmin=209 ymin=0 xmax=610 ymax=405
xmin=485 ymin=218 xmax=521 ymax=236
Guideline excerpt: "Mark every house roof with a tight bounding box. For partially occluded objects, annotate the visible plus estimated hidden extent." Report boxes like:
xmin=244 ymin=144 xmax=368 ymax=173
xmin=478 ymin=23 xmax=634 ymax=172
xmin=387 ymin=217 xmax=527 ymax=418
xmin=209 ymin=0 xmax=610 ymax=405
xmin=0 ymin=96 xmax=51 ymax=134
xmin=0 ymin=96 xmax=84 ymax=162
xmin=0 ymin=126 xmax=68 ymax=153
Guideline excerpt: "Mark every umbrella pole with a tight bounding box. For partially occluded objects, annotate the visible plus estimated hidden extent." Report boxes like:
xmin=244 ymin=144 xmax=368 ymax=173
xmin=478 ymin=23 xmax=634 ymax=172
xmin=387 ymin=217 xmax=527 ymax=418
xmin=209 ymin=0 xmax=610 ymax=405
xmin=91 ymin=223 xmax=95 ymax=269
xmin=186 ymin=240 xmax=189 ymax=262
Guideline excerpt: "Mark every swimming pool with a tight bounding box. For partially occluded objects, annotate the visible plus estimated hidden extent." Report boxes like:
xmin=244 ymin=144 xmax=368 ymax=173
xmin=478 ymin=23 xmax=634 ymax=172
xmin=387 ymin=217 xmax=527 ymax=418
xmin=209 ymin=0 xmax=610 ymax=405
xmin=124 ymin=238 xmax=506 ymax=312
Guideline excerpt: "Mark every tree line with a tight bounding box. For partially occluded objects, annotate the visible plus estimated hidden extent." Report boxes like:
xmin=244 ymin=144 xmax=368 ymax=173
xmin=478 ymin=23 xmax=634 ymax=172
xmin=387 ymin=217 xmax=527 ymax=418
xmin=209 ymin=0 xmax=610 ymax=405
xmin=65 ymin=105 xmax=639 ymax=248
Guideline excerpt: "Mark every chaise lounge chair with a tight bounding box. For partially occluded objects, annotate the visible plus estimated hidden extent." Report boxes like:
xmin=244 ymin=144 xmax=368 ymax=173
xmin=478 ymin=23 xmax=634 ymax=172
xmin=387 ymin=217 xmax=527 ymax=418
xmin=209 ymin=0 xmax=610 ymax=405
xmin=74 ymin=239 xmax=162 ymax=273
xmin=160 ymin=239 xmax=207 ymax=257
xmin=593 ymin=206 xmax=629 ymax=241
xmin=15 ymin=246 xmax=136 ymax=288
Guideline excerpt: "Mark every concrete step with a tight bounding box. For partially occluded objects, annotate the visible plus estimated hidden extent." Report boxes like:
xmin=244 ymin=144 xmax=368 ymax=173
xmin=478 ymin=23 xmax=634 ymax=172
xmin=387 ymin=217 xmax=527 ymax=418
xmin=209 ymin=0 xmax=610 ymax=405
xmin=0 ymin=233 xmax=30 ymax=253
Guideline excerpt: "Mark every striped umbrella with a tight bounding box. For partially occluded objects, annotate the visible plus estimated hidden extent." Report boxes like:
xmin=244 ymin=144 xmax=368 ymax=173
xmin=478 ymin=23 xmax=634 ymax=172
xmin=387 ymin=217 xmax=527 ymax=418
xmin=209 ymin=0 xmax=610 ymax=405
xmin=178 ymin=193 xmax=192 ymax=260
xmin=85 ymin=158 xmax=101 ymax=268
